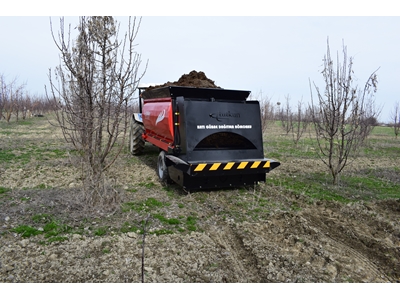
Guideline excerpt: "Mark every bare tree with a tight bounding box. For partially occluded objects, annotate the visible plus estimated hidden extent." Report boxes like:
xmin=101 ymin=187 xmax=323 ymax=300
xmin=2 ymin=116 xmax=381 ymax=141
xmin=357 ymin=94 xmax=381 ymax=141
xmin=0 ymin=74 xmax=25 ymax=123
xmin=309 ymin=39 xmax=379 ymax=185
xmin=30 ymin=94 xmax=53 ymax=116
xmin=12 ymin=84 xmax=26 ymax=122
xmin=279 ymin=95 xmax=293 ymax=135
xmin=391 ymin=101 xmax=400 ymax=138
xmin=47 ymin=16 xmax=146 ymax=208
xmin=0 ymin=74 xmax=5 ymax=120
xmin=291 ymin=98 xmax=309 ymax=146
xmin=251 ymin=91 xmax=275 ymax=133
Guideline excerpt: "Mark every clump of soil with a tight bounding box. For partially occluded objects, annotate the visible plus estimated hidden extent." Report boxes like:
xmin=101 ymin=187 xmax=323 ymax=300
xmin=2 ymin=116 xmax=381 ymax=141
xmin=148 ymin=70 xmax=221 ymax=90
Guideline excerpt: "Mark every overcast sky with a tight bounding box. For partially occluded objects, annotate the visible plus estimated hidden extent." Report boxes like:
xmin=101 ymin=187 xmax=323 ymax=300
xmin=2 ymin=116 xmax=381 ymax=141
xmin=1 ymin=3 xmax=399 ymax=122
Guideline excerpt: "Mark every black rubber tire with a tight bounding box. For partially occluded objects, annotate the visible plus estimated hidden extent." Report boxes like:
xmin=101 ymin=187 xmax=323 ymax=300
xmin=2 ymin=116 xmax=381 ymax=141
xmin=129 ymin=118 xmax=145 ymax=155
xmin=157 ymin=151 xmax=171 ymax=183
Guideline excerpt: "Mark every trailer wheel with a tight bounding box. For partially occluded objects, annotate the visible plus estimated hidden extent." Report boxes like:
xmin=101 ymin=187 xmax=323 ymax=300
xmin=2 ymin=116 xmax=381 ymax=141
xmin=157 ymin=151 xmax=171 ymax=183
xmin=129 ymin=118 xmax=145 ymax=155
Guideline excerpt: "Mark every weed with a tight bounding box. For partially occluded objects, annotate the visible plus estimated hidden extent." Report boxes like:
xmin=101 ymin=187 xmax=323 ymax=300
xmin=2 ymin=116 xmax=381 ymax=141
xmin=144 ymin=197 xmax=164 ymax=208
xmin=35 ymin=183 xmax=51 ymax=190
xmin=163 ymin=186 xmax=176 ymax=198
xmin=343 ymin=276 xmax=354 ymax=283
xmin=290 ymin=202 xmax=301 ymax=211
xmin=43 ymin=221 xmax=59 ymax=232
xmin=167 ymin=218 xmax=180 ymax=225
xmin=32 ymin=213 xmax=53 ymax=223
xmin=122 ymin=197 xmax=169 ymax=213
xmin=120 ymin=222 xmax=141 ymax=234
xmin=94 ymin=227 xmax=108 ymax=236
xmin=12 ymin=225 xmax=42 ymax=238
xmin=153 ymin=214 xmax=181 ymax=225
xmin=152 ymin=229 xmax=174 ymax=235
xmin=0 ymin=151 xmax=16 ymax=163
xmin=186 ymin=216 xmax=197 ymax=231
xmin=47 ymin=236 xmax=69 ymax=243
xmin=139 ymin=182 xmax=156 ymax=188
xmin=121 ymin=202 xmax=139 ymax=212
xmin=0 ymin=187 xmax=10 ymax=194
xmin=12 ymin=216 xmax=73 ymax=241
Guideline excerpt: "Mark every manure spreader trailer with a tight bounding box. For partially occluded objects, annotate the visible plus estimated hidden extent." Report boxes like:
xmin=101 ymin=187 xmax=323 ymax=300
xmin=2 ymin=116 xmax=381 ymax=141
xmin=129 ymin=86 xmax=280 ymax=191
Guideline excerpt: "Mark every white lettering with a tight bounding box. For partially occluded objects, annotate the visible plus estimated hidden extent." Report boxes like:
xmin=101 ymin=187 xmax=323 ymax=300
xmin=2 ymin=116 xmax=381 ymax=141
xmin=218 ymin=124 xmax=234 ymax=129
xmin=235 ymin=124 xmax=252 ymax=129
xmin=206 ymin=124 xmax=218 ymax=129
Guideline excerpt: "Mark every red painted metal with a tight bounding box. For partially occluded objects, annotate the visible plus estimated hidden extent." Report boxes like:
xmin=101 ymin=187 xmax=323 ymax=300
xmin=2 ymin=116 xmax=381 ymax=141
xmin=142 ymin=97 xmax=175 ymax=151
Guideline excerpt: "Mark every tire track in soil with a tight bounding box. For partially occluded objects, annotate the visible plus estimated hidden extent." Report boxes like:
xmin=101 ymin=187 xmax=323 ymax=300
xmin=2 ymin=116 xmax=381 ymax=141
xmin=303 ymin=217 xmax=390 ymax=282
xmin=221 ymin=208 xmax=393 ymax=282
xmin=300 ymin=202 xmax=399 ymax=282
xmin=303 ymin=213 xmax=399 ymax=282
xmin=207 ymin=224 xmax=266 ymax=283
xmin=318 ymin=230 xmax=391 ymax=282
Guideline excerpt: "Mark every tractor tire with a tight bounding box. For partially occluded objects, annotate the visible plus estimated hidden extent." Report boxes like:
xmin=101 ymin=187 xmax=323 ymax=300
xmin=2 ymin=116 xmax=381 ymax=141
xmin=129 ymin=118 xmax=145 ymax=155
xmin=157 ymin=151 xmax=172 ymax=183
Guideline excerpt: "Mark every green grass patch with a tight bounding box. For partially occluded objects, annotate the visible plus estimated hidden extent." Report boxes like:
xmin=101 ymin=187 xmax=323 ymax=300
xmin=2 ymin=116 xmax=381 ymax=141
xmin=0 ymin=150 xmax=17 ymax=163
xmin=269 ymin=172 xmax=400 ymax=203
xmin=94 ymin=227 xmax=108 ymax=236
xmin=102 ymin=248 xmax=111 ymax=254
xmin=35 ymin=183 xmax=51 ymax=189
xmin=0 ymin=145 xmax=67 ymax=166
xmin=138 ymin=182 xmax=156 ymax=188
xmin=163 ymin=186 xmax=178 ymax=198
xmin=362 ymin=143 xmax=400 ymax=157
xmin=186 ymin=216 xmax=197 ymax=231
xmin=0 ymin=186 xmax=11 ymax=194
xmin=11 ymin=225 xmax=42 ymax=238
xmin=145 ymin=197 xmax=165 ymax=208
xmin=47 ymin=236 xmax=69 ymax=243
xmin=153 ymin=214 xmax=181 ymax=225
xmin=120 ymin=222 xmax=141 ymax=234
xmin=371 ymin=125 xmax=397 ymax=137
xmin=48 ymin=149 xmax=67 ymax=158
xmin=44 ymin=222 xmax=73 ymax=238
xmin=152 ymin=229 xmax=174 ymax=235
xmin=122 ymin=197 xmax=169 ymax=213
xmin=12 ymin=215 xmax=73 ymax=240
xmin=264 ymin=137 xmax=318 ymax=160
xmin=16 ymin=120 xmax=34 ymax=126
xmin=32 ymin=213 xmax=53 ymax=223
xmin=0 ymin=130 xmax=13 ymax=136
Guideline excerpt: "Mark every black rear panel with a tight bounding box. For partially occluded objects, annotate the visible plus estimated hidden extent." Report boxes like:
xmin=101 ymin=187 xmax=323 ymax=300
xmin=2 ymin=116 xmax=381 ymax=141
xmin=177 ymin=97 xmax=264 ymax=162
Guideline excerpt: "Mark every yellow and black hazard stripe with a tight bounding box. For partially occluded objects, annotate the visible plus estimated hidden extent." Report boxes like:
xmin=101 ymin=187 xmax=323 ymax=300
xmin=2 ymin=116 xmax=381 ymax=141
xmin=190 ymin=160 xmax=271 ymax=174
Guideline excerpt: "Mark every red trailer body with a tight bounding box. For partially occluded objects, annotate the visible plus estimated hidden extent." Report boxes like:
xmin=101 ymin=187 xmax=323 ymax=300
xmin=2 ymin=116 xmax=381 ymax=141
xmin=142 ymin=97 xmax=175 ymax=152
